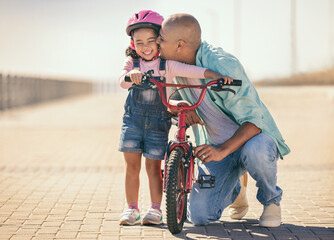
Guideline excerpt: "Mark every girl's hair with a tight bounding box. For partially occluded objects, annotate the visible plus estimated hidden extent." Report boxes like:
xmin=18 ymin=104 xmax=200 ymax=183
xmin=125 ymin=28 xmax=159 ymax=58
xmin=125 ymin=46 xmax=140 ymax=58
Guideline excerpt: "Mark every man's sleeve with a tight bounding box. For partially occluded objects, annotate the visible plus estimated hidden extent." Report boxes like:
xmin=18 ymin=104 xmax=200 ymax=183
xmin=223 ymin=85 xmax=265 ymax=131
xmin=208 ymin=55 xmax=266 ymax=130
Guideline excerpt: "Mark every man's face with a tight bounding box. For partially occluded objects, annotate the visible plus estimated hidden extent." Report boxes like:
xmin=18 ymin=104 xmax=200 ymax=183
xmin=156 ymin=24 xmax=178 ymax=60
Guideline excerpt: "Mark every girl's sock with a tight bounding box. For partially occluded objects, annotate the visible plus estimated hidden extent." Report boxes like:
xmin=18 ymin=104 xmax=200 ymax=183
xmin=151 ymin=202 xmax=161 ymax=211
xmin=128 ymin=203 xmax=139 ymax=210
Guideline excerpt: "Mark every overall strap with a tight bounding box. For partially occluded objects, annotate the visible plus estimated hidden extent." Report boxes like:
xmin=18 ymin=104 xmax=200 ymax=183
xmin=159 ymin=58 xmax=166 ymax=80
xmin=158 ymin=58 xmax=167 ymax=101
xmin=133 ymin=58 xmax=140 ymax=70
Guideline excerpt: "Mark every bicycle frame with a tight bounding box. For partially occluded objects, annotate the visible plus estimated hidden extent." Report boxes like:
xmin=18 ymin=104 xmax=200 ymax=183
xmin=149 ymin=78 xmax=221 ymax=138
xmin=147 ymin=77 xmax=223 ymax=192
xmin=124 ymin=71 xmax=241 ymax=233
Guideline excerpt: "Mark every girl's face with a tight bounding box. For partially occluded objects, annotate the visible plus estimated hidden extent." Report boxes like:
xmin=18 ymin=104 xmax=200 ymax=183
xmin=132 ymin=28 xmax=158 ymax=60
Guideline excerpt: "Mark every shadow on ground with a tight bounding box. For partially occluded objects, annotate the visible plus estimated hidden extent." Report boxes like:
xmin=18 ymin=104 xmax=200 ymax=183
xmin=143 ymin=220 xmax=334 ymax=239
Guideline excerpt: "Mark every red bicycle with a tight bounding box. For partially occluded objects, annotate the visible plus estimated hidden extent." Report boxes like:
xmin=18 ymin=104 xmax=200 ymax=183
xmin=126 ymin=70 xmax=241 ymax=233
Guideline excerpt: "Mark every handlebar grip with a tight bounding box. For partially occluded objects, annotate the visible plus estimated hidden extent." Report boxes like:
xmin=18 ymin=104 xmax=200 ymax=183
xmin=125 ymin=76 xmax=131 ymax=82
xmin=230 ymin=79 xmax=242 ymax=86
xmin=221 ymin=79 xmax=242 ymax=86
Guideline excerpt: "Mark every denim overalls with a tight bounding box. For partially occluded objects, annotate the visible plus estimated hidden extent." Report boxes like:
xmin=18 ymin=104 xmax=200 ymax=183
xmin=118 ymin=58 xmax=171 ymax=160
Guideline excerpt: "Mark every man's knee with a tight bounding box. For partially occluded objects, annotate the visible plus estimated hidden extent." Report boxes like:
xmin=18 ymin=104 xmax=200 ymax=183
xmin=188 ymin=202 xmax=209 ymax=226
xmin=240 ymin=134 xmax=278 ymax=165
xmin=188 ymin=189 xmax=210 ymax=226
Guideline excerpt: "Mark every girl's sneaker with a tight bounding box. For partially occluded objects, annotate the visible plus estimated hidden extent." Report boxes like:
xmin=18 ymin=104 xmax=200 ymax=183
xmin=142 ymin=208 xmax=163 ymax=225
xmin=119 ymin=209 xmax=140 ymax=225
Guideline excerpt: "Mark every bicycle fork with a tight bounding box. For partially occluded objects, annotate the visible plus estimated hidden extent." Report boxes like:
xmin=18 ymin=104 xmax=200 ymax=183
xmin=163 ymin=142 xmax=194 ymax=192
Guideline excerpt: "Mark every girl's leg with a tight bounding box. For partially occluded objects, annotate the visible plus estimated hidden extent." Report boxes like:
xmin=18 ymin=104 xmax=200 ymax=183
xmin=142 ymin=157 xmax=163 ymax=225
xmin=120 ymin=152 xmax=142 ymax=225
xmin=145 ymin=158 xmax=163 ymax=205
xmin=124 ymin=152 xmax=142 ymax=205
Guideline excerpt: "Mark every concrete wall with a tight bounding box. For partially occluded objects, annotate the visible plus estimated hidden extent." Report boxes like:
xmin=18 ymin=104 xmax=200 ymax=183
xmin=0 ymin=74 xmax=92 ymax=111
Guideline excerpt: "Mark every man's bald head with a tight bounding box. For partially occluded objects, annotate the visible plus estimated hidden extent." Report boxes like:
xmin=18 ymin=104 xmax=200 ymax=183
xmin=157 ymin=13 xmax=202 ymax=64
xmin=163 ymin=14 xmax=201 ymax=51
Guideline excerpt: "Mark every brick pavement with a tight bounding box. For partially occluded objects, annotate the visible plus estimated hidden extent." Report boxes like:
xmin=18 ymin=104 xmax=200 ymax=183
xmin=0 ymin=89 xmax=334 ymax=240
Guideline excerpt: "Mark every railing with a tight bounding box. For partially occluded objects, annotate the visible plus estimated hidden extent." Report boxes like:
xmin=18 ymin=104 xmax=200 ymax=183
xmin=0 ymin=74 xmax=93 ymax=111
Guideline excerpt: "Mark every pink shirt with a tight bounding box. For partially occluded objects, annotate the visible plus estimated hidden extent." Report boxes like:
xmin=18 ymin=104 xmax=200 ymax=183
xmin=119 ymin=57 xmax=207 ymax=94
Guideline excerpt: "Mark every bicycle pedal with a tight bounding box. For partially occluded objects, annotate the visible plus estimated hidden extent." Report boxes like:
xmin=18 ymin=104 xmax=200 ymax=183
xmin=197 ymin=175 xmax=215 ymax=189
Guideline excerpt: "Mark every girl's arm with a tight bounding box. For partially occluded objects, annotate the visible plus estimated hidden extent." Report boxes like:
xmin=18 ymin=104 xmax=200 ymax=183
xmin=167 ymin=60 xmax=232 ymax=84
xmin=119 ymin=57 xmax=136 ymax=89
xmin=204 ymin=69 xmax=233 ymax=84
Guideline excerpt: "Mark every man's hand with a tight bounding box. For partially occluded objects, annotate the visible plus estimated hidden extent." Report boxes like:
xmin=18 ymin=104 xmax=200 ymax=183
xmin=185 ymin=109 xmax=204 ymax=126
xmin=176 ymin=101 xmax=204 ymax=126
xmin=195 ymin=122 xmax=262 ymax=163
xmin=168 ymin=100 xmax=204 ymax=126
xmin=194 ymin=144 xmax=225 ymax=163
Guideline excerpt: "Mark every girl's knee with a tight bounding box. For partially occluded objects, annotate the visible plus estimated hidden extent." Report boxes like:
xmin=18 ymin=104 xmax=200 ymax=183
xmin=126 ymin=166 xmax=140 ymax=176
xmin=145 ymin=159 xmax=161 ymax=176
xmin=124 ymin=153 xmax=142 ymax=174
xmin=126 ymin=161 xmax=141 ymax=175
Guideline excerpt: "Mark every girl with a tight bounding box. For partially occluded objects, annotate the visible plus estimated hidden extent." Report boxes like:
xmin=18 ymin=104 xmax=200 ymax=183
xmin=119 ymin=10 xmax=232 ymax=225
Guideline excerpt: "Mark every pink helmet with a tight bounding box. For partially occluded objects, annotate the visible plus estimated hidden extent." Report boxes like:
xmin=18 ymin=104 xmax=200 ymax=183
xmin=126 ymin=10 xmax=164 ymax=36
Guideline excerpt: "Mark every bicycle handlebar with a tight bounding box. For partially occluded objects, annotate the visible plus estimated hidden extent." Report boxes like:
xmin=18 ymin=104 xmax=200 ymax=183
xmin=124 ymin=76 xmax=242 ymax=86
xmin=124 ymin=73 xmax=242 ymax=111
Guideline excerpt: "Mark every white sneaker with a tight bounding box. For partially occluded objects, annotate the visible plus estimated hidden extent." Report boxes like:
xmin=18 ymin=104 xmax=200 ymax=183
xmin=142 ymin=208 xmax=163 ymax=225
xmin=228 ymin=174 xmax=249 ymax=219
xmin=119 ymin=209 xmax=140 ymax=225
xmin=259 ymin=203 xmax=281 ymax=227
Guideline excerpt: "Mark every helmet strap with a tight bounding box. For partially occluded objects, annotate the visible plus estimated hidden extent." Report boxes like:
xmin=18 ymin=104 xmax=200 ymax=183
xmin=142 ymin=51 xmax=160 ymax=62
xmin=130 ymin=39 xmax=136 ymax=50
xmin=130 ymin=31 xmax=136 ymax=50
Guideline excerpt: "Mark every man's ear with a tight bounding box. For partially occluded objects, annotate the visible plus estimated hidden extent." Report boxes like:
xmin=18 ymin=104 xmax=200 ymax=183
xmin=176 ymin=40 xmax=185 ymax=51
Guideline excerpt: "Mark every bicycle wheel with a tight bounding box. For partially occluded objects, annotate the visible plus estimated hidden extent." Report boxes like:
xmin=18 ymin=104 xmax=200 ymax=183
xmin=166 ymin=148 xmax=187 ymax=234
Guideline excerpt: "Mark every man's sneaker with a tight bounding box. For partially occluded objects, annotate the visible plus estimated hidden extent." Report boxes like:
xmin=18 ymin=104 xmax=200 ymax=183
xmin=228 ymin=173 xmax=249 ymax=219
xmin=119 ymin=209 xmax=140 ymax=225
xmin=259 ymin=203 xmax=281 ymax=227
xmin=142 ymin=208 xmax=163 ymax=225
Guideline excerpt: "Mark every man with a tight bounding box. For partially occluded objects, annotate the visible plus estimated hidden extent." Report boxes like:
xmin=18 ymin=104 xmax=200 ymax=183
xmin=156 ymin=14 xmax=290 ymax=227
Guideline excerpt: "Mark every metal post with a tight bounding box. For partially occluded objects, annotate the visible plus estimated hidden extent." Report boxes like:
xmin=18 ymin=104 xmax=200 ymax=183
xmin=0 ymin=74 xmax=3 ymax=111
xmin=291 ymin=0 xmax=297 ymax=75
xmin=330 ymin=0 xmax=334 ymax=65
xmin=234 ymin=0 xmax=241 ymax=58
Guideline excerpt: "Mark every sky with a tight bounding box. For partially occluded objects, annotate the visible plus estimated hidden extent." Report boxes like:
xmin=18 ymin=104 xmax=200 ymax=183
xmin=0 ymin=0 xmax=333 ymax=82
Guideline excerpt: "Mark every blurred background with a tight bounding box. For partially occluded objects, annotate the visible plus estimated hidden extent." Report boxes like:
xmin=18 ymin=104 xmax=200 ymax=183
xmin=0 ymin=3 xmax=333 ymax=238
xmin=1 ymin=0 xmax=334 ymax=106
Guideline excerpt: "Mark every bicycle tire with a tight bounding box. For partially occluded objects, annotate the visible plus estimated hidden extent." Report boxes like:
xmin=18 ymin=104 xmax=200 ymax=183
xmin=166 ymin=148 xmax=187 ymax=234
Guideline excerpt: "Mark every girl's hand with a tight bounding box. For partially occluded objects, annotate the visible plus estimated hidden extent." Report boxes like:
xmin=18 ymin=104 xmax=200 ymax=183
xmin=203 ymin=70 xmax=233 ymax=84
xmin=127 ymin=69 xmax=142 ymax=85
xmin=220 ymin=75 xmax=233 ymax=85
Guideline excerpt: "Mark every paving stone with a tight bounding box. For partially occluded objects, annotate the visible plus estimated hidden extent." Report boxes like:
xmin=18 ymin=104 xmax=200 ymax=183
xmin=0 ymin=93 xmax=334 ymax=239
